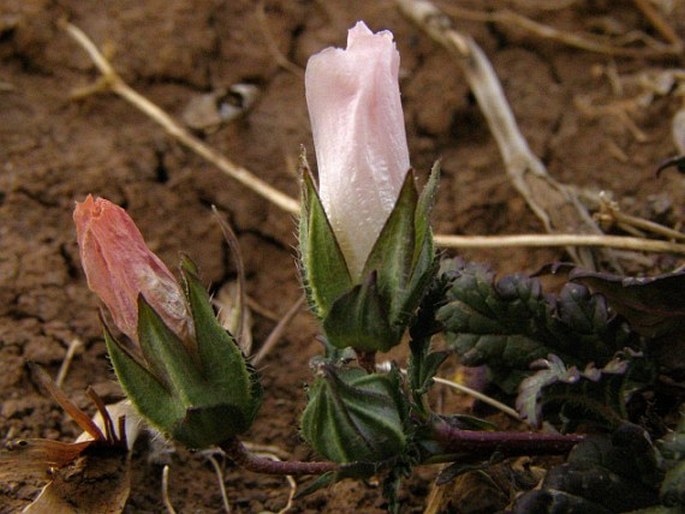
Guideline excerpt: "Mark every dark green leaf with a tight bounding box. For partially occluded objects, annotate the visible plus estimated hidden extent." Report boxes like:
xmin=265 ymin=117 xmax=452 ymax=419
xmin=437 ymin=261 xmax=637 ymax=393
xmin=512 ymin=424 xmax=662 ymax=513
xmin=572 ymin=268 xmax=685 ymax=372
xmin=515 ymin=354 xmax=648 ymax=430
xmin=658 ymin=411 xmax=685 ymax=507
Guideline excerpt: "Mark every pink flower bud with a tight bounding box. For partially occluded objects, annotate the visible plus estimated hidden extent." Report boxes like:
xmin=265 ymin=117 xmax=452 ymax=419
xmin=305 ymin=21 xmax=411 ymax=281
xmin=74 ymin=195 xmax=193 ymax=344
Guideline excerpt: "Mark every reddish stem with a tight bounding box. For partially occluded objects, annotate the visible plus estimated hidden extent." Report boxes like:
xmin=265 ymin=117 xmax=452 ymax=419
xmin=431 ymin=420 xmax=585 ymax=459
xmin=220 ymin=438 xmax=338 ymax=476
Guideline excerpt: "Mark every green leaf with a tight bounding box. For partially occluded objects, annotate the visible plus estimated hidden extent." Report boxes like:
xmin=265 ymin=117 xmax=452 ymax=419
xmin=437 ymin=261 xmax=637 ymax=393
xmin=515 ymin=354 xmax=635 ymax=430
xmin=572 ymin=268 xmax=685 ymax=372
xmin=299 ymin=167 xmax=353 ymax=319
xmin=512 ymin=424 xmax=662 ymax=513
xmin=658 ymin=411 xmax=685 ymax=507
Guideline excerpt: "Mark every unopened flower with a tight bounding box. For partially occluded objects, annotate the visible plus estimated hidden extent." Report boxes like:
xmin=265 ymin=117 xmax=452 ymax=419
xmin=74 ymin=196 xmax=261 ymax=448
xmin=305 ymin=21 xmax=410 ymax=281
xmin=74 ymin=195 xmax=193 ymax=344
xmin=300 ymin=22 xmax=438 ymax=352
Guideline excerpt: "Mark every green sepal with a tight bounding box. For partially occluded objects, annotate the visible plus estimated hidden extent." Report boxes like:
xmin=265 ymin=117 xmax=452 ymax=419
xmin=299 ymin=165 xmax=353 ymax=319
xmin=322 ymin=272 xmax=399 ymax=352
xmin=136 ymin=296 xmax=205 ymax=404
xmin=180 ymin=257 xmax=261 ymax=426
xmin=322 ymin=165 xmax=438 ymax=353
xmin=361 ymin=170 xmax=419 ymax=322
xmin=362 ymin=165 xmax=438 ymax=328
xmin=104 ymin=326 xmax=185 ymax=437
xmin=405 ymin=162 xmax=440 ymax=318
xmin=105 ymin=257 xmax=262 ymax=449
xmin=138 ymin=294 xmax=260 ymax=448
xmin=301 ymin=366 xmax=407 ymax=464
xmin=171 ymin=403 xmax=255 ymax=449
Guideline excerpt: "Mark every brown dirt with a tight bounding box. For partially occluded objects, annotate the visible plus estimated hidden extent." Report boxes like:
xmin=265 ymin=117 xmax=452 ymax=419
xmin=1 ymin=0 xmax=683 ymax=512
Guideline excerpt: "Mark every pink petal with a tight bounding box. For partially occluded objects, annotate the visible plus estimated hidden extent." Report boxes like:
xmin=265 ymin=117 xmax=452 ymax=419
xmin=305 ymin=21 xmax=410 ymax=280
xmin=74 ymin=195 xmax=192 ymax=343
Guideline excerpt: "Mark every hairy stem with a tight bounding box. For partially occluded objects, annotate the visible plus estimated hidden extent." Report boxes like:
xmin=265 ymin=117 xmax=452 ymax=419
xmin=220 ymin=438 xmax=338 ymax=476
xmin=430 ymin=420 xmax=585 ymax=461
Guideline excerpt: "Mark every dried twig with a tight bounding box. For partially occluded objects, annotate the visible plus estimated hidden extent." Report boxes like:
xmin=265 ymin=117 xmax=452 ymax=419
xmin=596 ymin=193 xmax=685 ymax=242
xmin=60 ymin=20 xmax=300 ymax=215
xmin=252 ymin=295 xmax=306 ymax=366
xmin=434 ymin=233 xmax=685 ymax=255
xmin=397 ymin=0 xmax=622 ymax=270
xmin=162 ymin=465 xmax=177 ymax=514
xmin=632 ymin=0 xmax=683 ymax=48
xmin=55 ymin=337 xmax=83 ymax=387
xmin=381 ymin=363 xmax=523 ymax=420
xmin=431 ymin=376 xmax=521 ymax=421
xmin=242 ymin=441 xmax=292 ymax=461
xmin=439 ymin=3 xmax=682 ymax=58
xmin=205 ymin=454 xmax=232 ymax=513
xmin=208 ymin=442 xmax=296 ymax=513
xmin=574 ymin=95 xmax=649 ymax=142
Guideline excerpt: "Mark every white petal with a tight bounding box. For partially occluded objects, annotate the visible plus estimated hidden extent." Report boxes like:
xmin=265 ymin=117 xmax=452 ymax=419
xmin=305 ymin=21 xmax=410 ymax=280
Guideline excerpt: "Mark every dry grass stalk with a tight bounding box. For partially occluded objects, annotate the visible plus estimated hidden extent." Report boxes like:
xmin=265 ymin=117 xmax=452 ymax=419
xmin=434 ymin=233 xmax=685 ymax=255
xmin=162 ymin=465 xmax=178 ymax=514
xmin=55 ymin=338 xmax=83 ymax=388
xmin=63 ymin=18 xmax=683 ymax=263
xmin=397 ymin=0 xmax=618 ymax=270
xmin=205 ymin=454 xmax=232 ymax=513
xmin=437 ymin=2 xmax=682 ymax=58
xmin=61 ymin=20 xmax=300 ymax=216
